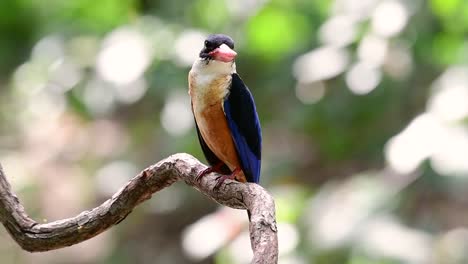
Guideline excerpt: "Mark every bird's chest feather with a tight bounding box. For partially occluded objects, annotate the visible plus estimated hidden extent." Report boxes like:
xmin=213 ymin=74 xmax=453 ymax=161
xmin=189 ymin=71 xmax=231 ymax=135
xmin=189 ymin=71 xmax=240 ymax=169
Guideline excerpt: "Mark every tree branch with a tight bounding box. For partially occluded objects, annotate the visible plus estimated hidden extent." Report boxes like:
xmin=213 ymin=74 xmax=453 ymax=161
xmin=0 ymin=153 xmax=278 ymax=264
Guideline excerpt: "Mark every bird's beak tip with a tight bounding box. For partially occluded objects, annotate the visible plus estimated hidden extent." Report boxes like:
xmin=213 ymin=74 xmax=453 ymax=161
xmin=209 ymin=44 xmax=237 ymax=62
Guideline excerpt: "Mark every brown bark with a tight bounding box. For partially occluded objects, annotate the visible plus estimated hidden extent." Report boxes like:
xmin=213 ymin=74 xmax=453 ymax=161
xmin=0 ymin=153 xmax=278 ymax=264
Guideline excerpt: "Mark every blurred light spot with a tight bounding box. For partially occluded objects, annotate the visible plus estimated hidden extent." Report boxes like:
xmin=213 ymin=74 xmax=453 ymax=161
xmin=226 ymin=0 xmax=267 ymax=18
xmin=97 ymin=28 xmax=150 ymax=85
xmin=161 ymin=91 xmax=194 ymax=136
xmin=27 ymin=91 xmax=66 ymax=121
xmin=228 ymin=230 xmax=252 ymax=263
xmin=319 ymin=15 xmax=357 ymax=47
xmin=358 ymin=34 xmax=388 ymax=67
xmin=383 ymin=42 xmax=413 ymax=79
xmin=0 ymin=153 xmax=34 ymax=190
xmin=333 ymin=0 xmax=380 ymax=18
xmin=95 ymin=161 xmax=138 ymax=196
xmin=49 ymin=58 xmax=83 ymax=92
xmin=293 ymin=46 xmax=349 ymax=83
xmin=13 ymin=62 xmax=47 ymax=96
xmin=137 ymin=16 xmax=176 ymax=61
xmin=346 ymin=62 xmax=381 ymax=95
xmin=279 ymin=255 xmax=307 ymax=264
xmin=429 ymin=85 xmax=468 ymax=123
xmin=114 ymin=78 xmax=148 ymax=104
xmin=296 ymin=81 xmax=326 ymax=104
xmin=83 ymin=78 xmax=116 ymax=115
xmin=306 ymin=176 xmax=390 ymax=248
xmin=385 ymin=113 xmax=442 ymax=174
xmin=69 ymin=36 xmax=100 ymax=67
xmin=183 ymin=208 xmax=245 ymax=260
xmin=278 ymin=223 xmax=300 ymax=256
xmin=372 ymin=0 xmax=408 ymax=37
xmin=359 ymin=216 xmax=432 ymax=263
xmin=428 ymin=66 xmax=468 ymax=122
xmin=431 ymin=126 xmax=468 ymax=176
xmin=88 ymin=120 xmax=129 ymax=158
xmin=32 ymin=35 xmax=65 ymax=66
xmin=435 ymin=228 xmax=468 ymax=263
xmin=146 ymin=186 xmax=183 ymax=214
xmin=174 ymin=30 xmax=207 ymax=66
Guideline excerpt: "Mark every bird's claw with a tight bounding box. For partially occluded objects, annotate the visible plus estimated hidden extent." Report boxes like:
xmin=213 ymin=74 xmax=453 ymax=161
xmin=196 ymin=167 xmax=215 ymax=182
xmin=214 ymin=174 xmax=236 ymax=190
xmin=196 ymin=162 xmax=226 ymax=182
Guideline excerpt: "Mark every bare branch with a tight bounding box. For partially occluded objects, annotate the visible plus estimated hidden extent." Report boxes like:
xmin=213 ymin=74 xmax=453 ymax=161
xmin=0 ymin=153 xmax=278 ymax=263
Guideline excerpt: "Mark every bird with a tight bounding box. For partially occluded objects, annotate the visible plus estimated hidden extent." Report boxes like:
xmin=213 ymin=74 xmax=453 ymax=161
xmin=188 ymin=34 xmax=262 ymax=187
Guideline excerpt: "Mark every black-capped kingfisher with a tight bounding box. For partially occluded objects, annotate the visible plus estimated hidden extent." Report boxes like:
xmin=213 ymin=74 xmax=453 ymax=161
xmin=189 ymin=34 xmax=262 ymax=187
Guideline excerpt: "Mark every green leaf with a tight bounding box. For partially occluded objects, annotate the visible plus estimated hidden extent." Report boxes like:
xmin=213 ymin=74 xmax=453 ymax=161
xmin=247 ymin=6 xmax=310 ymax=59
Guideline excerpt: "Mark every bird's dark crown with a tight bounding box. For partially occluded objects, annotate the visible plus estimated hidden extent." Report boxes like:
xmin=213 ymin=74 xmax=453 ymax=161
xmin=199 ymin=34 xmax=235 ymax=59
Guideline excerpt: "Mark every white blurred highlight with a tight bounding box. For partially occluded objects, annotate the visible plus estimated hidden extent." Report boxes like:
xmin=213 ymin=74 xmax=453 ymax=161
xmin=95 ymin=161 xmax=138 ymax=196
xmin=319 ymin=15 xmax=357 ymax=47
xmin=295 ymin=81 xmax=326 ymax=104
xmin=436 ymin=228 xmax=468 ymax=263
xmin=346 ymin=62 xmax=382 ymax=95
xmin=83 ymin=78 xmax=116 ymax=115
xmin=386 ymin=66 xmax=468 ymax=176
xmin=384 ymin=42 xmax=413 ymax=79
xmin=430 ymin=126 xmax=468 ymax=176
xmin=333 ymin=0 xmax=380 ymax=18
xmin=114 ymin=78 xmax=148 ymax=104
xmin=174 ymin=30 xmax=207 ymax=66
xmin=358 ymin=34 xmax=388 ymax=67
xmin=13 ymin=62 xmax=47 ymax=96
xmin=293 ymin=46 xmax=349 ymax=83
xmin=228 ymin=230 xmax=253 ymax=264
xmin=49 ymin=58 xmax=83 ymax=92
xmin=385 ymin=113 xmax=441 ymax=174
xmin=306 ymin=176 xmax=390 ymax=248
xmin=359 ymin=216 xmax=432 ymax=263
xmin=97 ymin=28 xmax=151 ymax=85
xmin=182 ymin=208 xmax=245 ymax=260
xmin=428 ymin=66 xmax=468 ymax=122
xmin=161 ymin=91 xmax=194 ymax=136
xmin=372 ymin=0 xmax=408 ymax=37
xmin=32 ymin=35 xmax=66 ymax=66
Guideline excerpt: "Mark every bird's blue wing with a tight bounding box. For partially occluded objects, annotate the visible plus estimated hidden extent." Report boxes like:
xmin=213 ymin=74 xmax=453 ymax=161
xmin=223 ymin=73 xmax=262 ymax=183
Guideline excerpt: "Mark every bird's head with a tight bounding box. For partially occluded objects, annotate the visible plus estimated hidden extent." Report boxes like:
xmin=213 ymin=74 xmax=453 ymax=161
xmin=199 ymin=34 xmax=237 ymax=63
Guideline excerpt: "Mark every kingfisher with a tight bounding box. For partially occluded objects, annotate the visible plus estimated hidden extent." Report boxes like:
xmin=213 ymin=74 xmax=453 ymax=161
xmin=188 ymin=34 xmax=262 ymax=187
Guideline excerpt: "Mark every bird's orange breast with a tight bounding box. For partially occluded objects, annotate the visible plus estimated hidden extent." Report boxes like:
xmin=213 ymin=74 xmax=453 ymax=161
xmin=189 ymin=71 xmax=246 ymax=182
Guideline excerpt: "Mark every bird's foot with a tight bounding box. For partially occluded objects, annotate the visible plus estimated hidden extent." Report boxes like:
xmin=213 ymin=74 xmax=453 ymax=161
xmin=214 ymin=167 xmax=241 ymax=190
xmin=196 ymin=162 xmax=226 ymax=182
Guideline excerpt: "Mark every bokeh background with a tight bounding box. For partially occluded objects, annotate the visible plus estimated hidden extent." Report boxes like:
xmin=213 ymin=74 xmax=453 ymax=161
xmin=1 ymin=0 xmax=468 ymax=263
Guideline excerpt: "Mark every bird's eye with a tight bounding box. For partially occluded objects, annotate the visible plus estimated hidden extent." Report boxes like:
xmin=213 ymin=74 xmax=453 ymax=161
xmin=204 ymin=40 xmax=209 ymax=47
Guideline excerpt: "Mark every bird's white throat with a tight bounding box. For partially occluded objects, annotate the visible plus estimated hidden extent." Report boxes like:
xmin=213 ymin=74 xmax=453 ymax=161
xmin=192 ymin=58 xmax=236 ymax=74
xmin=189 ymin=58 xmax=236 ymax=112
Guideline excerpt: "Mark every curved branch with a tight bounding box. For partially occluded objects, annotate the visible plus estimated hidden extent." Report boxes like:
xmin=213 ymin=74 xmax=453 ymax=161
xmin=0 ymin=153 xmax=278 ymax=263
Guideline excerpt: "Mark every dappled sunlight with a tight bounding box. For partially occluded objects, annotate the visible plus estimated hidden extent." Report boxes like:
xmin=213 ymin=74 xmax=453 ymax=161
xmin=305 ymin=174 xmax=392 ymax=249
xmin=386 ymin=66 xmax=468 ymax=176
xmin=371 ymin=0 xmax=409 ymax=37
xmin=161 ymin=91 xmax=194 ymax=136
xmin=174 ymin=30 xmax=207 ymax=66
xmin=96 ymin=27 xmax=151 ymax=85
xmin=346 ymin=61 xmax=382 ymax=95
xmin=182 ymin=208 xmax=245 ymax=260
xmin=358 ymin=216 xmax=432 ymax=263
xmin=293 ymin=46 xmax=349 ymax=83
